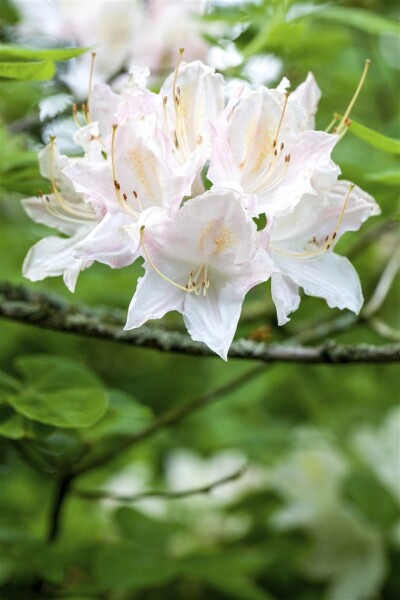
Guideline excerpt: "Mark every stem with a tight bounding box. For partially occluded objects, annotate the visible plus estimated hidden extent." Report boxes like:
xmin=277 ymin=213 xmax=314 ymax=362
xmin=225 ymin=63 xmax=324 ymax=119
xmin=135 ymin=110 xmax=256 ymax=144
xmin=74 ymin=366 xmax=265 ymax=476
xmin=47 ymin=473 xmax=73 ymax=543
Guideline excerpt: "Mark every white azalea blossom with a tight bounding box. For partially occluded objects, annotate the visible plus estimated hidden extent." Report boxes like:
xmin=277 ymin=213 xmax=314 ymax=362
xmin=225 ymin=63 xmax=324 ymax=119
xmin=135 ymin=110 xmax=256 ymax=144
xmin=208 ymin=76 xmax=339 ymax=217
xmin=268 ymin=181 xmax=381 ymax=325
xmin=125 ymin=189 xmax=276 ymax=359
xmin=22 ymin=140 xmax=98 ymax=292
xmin=21 ymin=59 xmax=380 ymax=358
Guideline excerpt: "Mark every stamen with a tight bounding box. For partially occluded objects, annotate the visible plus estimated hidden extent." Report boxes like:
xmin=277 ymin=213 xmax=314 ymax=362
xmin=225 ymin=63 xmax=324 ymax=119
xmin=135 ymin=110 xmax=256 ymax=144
xmin=325 ymin=113 xmax=339 ymax=133
xmin=86 ymin=51 xmax=96 ymax=121
xmin=48 ymin=136 xmax=93 ymax=220
xmin=271 ymin=184 xmax=354 ymax=260
xmin=337 ymin=59 xmax=371 ymax=135
xmin=273 ymin=92 xmax=290 ymax=147
xmin=72 ymin=103 xmax=83 ymax=128
xmin=111 ymin=124 xmax=140 ymax=218
xmin=140 ymin=226 xmax=196 ymax=293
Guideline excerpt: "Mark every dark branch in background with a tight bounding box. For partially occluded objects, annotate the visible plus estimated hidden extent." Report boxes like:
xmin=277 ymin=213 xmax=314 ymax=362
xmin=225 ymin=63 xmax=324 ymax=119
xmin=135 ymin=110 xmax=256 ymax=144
xmin=47 ymin=473 xmax=73 ymax=543
xmin=1 ymin=282 xmax=399 ymax=364
xmin=73 ymin=465 xmax=247 ymax=503
xmin=74 ymin=365 xmax=265 ymax=476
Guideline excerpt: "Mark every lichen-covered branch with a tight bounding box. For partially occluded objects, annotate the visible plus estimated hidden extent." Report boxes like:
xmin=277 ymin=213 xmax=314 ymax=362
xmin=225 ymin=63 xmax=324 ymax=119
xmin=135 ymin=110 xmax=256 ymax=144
xmin=1 ymin=281 xmax=399 ymax=364
xmin=73 ymin=465 xmax=247 ymax=503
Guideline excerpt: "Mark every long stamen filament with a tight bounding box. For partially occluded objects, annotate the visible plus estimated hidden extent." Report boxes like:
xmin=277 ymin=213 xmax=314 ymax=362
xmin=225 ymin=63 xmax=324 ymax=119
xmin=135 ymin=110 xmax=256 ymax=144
xmin=271 ymin=184 xmax=354 ymax=259
xmin=337 ymin=59 xmax=371 ymax=135
xmin=111 ymin=124 xmax=140 ymax=219
xmin=274 ymin=92 xmax=290 ymax=145
xmin=140 ymin=226 xmax=197 ymax=293
xmin=86 ymin=52 xmax=96 ymax=122
xmin=48 ymin=137 xmax=93 ymax=220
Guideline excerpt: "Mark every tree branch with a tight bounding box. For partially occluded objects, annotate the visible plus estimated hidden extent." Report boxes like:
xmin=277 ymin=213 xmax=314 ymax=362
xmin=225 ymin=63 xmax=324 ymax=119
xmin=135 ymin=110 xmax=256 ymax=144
xmin=73 ymin=465 xmax=247 ymax=503
xmin=1 ymin=281 xmax=399 ymax=363
xmin=73 ymin=365 xmax=265 ymax=476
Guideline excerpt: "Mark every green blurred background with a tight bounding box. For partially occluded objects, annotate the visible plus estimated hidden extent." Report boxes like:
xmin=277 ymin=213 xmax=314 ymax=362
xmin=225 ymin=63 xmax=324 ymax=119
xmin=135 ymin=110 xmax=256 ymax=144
xmin=0 ymin=1 xmax=399 ymax=599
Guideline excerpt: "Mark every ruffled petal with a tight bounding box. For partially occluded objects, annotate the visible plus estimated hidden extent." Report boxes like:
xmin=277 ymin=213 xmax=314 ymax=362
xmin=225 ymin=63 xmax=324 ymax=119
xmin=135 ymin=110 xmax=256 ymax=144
xmin=271 ymin=272 xmax=301 ymax=325
xmin=22 ymin=232 xmax=92 ymax=292
xmin=273 ymin=252 xmax=363 ymax=315
xmin=124 ymin=269 xmax=185 ymax=330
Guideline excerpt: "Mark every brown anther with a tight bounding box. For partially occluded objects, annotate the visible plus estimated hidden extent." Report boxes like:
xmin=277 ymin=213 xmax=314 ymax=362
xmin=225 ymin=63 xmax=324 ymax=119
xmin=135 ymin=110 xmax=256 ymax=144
xmin=45 ymin=195 xmax=50 ymax=203
xmin=280 ymin=142 xmax=284 ymax=150
xmin=332 ymin=232 xmax=337 ymax=240
xmin=175 ymin=95 xmax=180 ymax=105
xmin=202 ymin=281 xmax=205 ymax=287
xmin=274 ymin=149 xmax=278 ymax=157
xmin=123 ymin=193 xmax=128 ymax=201
xmin=326 ymin=244 xmax=331 ymax=250
xmin=185 ymin=284 xmax=189 ymax=289
xmin=177 ymin=86 xmax=181 ymax=96
xmin=114 ymin=180 xmax=120 ymax=190
xmin=344 ymin=117 xmax=352 ymax=126
xmin=325 ymin=235 xmax=329 ymax=242
xmin=285 ymin=154 xmax=291 ymax=162
xmin=272 ymin=139 xmax=277 ymax=148
xmin=163 ymin=96 xmax=168 ymax=105
xmin=192 ymin=282 xmax=196 ymax=287
xmin=133 ymin=190 xmax=138 ymax=198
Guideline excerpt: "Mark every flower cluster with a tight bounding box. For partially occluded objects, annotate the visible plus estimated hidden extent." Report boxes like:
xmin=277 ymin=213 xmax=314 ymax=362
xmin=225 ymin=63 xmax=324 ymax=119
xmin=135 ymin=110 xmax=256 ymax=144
xmin=22 ymin=56 xmax=380 ymax=359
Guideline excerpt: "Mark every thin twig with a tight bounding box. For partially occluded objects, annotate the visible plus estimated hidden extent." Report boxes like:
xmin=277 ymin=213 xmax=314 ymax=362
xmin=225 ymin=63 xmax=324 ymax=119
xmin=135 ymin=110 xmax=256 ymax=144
xmin=73 ymin=366 xmax=265 ymax=476
xmin=1 ymin=282 xmax=399 ymax=364
xmin=73 ymin=465 xmax=247 ymax=503
xmin=47 ymin=473 xmax=74 ymax=543
xmin=363 ymin=251 xmax=400 ymax=318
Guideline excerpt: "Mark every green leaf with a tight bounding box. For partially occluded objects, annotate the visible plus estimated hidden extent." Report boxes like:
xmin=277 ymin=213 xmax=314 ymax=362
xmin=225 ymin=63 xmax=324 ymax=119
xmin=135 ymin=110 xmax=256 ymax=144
xmin=346 ymin=119 xmax=400 ymax=154
xmin=0 ymin=60 xmax=55 ymax=81
xmin=85 ymin=389 xmax=152 ymax=442
xmin=16 ymin=355 xmax=102 ymax=391
xmin=0 ymin=369 xmax=20 ymax=394
xmin=0 ymin=405 xmax=25 ymax=439
xmin=0 ymin=44 xmax=90 ymax=61
xmin=4 ymin=356 xmax=108 ymax=429
xmin=365 ymin=170 xmax=400 ymax=186
xmin=311 ymin=7 xmax=399 ymax=35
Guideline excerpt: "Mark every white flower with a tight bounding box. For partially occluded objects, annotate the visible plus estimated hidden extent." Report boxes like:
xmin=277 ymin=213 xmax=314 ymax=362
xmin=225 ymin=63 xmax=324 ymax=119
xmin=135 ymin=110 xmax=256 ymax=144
xmin=125 ymin=189 xmax=276 ymax=359
xmin=21 ymin=139 xmax=97 ymax=292
xmin=208 ymin=79 xmax=339 ymax=217
xmin=268 ymin=181 xmax=381 ymax=324
xmin=64 ymin=111 xmax=198 ymax=269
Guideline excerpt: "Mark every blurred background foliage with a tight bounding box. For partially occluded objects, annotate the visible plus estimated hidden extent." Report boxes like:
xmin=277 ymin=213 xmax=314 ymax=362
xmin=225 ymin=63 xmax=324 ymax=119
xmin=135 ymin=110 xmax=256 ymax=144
xmin=0 ymin=0 xmax=399 ymax=599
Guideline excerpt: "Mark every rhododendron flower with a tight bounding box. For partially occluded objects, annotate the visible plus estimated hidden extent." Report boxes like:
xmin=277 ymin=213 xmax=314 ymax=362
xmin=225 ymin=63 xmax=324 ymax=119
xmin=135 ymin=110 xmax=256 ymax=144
xmin=22 ymin=139 xmax=98 ymax=291
xmin=268 ymin=181 xmax=381 ymax=325
xmin=125 ymin=189 xmax=276 ymax=359
xmin=64 ymin=113 xmax=197 ymax=268
xmin=208 ymin=76 xmax=339 ymax=217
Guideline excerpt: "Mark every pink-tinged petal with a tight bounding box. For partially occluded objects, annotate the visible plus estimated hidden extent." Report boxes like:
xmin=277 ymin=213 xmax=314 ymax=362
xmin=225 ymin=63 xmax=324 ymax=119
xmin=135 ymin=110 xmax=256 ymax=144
xmin=160 ymin=60 xmax=225 ymax=153
xmin=124 ymin=270 xmax=185 ymax=330
xmin=90 ymin=82 xmax=120 ymax=138
xmin=273 ymin=252 xmax=363 ymax=315
xmin=271 ymin=273 xmax=301 ymax=325
xmin=22 ymin=195 xmax=80 ymax=236
xmin=62 ymin=158 xmax=115 ymax=214
xmin=183 ymin=283 xmax=243 ymax=360
xmin=22 ymin=232 xmax=92 ymax=292
xmin=115 ymin=87 xmax=160 ymax=122
xmin=73 ymin=212 xmax=136 ymax=268
xmin=293 ymin=72 xmax=321 ymax=129
xmin=73 ymin=122 xmax=103 ymax=161
xmin=271 ymin=182 xmax=380 ymax=249
xmin=207 ymin=119 xmax=241 ymax=188
xmin=256 ymin=130 xmax=339 ymax=216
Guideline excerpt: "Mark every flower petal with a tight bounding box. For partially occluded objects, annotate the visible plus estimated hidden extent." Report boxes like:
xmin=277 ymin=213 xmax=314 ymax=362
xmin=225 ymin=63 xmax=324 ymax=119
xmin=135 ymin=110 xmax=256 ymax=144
xmin=273 ymin=252 xmax=363 ymax=315
xmin=271 ymin=272 xmax=301 ymax=325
